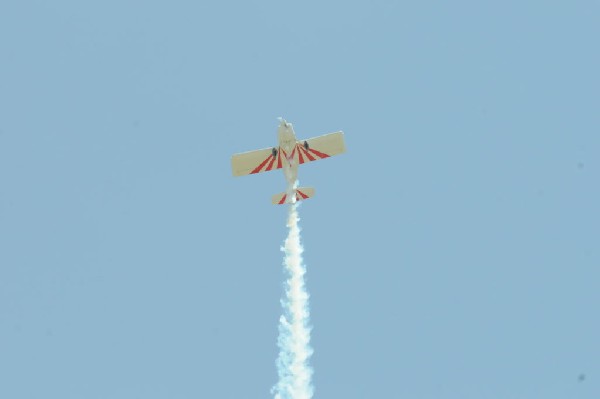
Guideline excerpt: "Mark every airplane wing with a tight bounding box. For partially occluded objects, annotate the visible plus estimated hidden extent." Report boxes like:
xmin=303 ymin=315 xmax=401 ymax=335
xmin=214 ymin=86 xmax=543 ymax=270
xmin=295 ymin=131 xmax=345 ymax=164
xmin=231 ymin=146 xmax=283 ymax=176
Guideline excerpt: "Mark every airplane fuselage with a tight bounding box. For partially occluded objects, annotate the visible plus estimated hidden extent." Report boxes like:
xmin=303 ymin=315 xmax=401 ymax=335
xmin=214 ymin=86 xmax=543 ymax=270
xmin=277 ymin=119 xmax=299 ymax=185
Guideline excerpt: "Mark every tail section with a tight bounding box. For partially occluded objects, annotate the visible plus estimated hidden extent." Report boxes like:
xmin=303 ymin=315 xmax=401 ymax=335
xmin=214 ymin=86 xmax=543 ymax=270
xmin=272 ymin=187 xmax=315 ymax=205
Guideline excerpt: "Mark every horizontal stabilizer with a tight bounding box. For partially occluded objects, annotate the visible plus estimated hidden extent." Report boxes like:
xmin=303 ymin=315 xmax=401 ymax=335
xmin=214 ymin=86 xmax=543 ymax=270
xmin=272 ymin=187 xmax=315 ymax=205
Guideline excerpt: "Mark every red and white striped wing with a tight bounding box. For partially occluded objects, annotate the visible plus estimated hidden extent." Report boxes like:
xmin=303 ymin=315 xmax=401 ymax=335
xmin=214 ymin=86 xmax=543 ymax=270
xmin=295 ymin=131 xmax=345 ymax=165
xmin=231 ymin=147 xmax=283 ymax=176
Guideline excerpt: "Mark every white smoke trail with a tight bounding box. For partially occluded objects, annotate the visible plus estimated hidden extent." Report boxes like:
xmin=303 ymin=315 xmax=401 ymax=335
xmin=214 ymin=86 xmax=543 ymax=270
xmin=272 ymin=183 xmax=314 ymax=399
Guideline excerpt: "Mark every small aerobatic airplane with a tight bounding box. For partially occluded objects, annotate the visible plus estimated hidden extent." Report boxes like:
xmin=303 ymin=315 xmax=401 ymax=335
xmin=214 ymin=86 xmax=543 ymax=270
xmin=231 ymin=118 xmax=346 ymax=204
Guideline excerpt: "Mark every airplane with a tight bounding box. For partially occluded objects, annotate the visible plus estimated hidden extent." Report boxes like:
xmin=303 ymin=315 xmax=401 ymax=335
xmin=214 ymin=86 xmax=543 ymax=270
xmin=231 ymin=118 xmax=346 ymax=204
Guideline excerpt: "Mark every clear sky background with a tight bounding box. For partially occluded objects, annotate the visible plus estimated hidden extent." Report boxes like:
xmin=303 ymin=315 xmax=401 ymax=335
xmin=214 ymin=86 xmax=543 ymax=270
xmin=1 ymin=1 xmax=598 ymax=398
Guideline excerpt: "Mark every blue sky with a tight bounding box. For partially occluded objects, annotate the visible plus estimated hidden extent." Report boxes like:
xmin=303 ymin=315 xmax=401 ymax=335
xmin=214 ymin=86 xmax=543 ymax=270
xmin=1 ymin=1 xmax=598 ymax=398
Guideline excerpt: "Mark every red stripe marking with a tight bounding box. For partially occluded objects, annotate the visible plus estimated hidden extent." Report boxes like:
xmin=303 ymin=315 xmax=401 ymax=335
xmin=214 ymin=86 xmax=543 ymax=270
xmin=301 ymin=146 xmax=316 ymax=161
xmin=291 ymin=147 xmax=296 ymax=160
xmin=297 ymin=190 xmax=308 ymax=199
xmin=297 ymin=145 xmax=305 ymax=164
xmin=278 ymin=194 xmax=287 ymax=204
xmin=250 ymin=155 xmax=273 ymax=174
xmin=309 ymin=148 xmax=330 ymax=159
xmin=277 ymin=148 xmax=282 ymax=169
xmin=265 ymin=154 xmax=277 ymax=171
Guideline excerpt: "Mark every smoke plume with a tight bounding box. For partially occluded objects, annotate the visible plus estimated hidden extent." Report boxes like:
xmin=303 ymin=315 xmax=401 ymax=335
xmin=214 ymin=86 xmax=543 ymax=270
xmin=272 ymin=183 xmax=314 ymax=399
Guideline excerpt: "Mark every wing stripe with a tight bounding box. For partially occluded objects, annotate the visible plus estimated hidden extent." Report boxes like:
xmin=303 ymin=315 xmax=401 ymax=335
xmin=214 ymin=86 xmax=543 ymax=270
xmin=300 ymin=146 xmax=316 ymax=161
xmin=297 ymin=145 xmax=305 ymax=164
xmin=278 ymin=194 xmax=287 ymax=204
xmin=277 ymin=148 xmax=282 ymax=168
xmin=308 ymin=148 xmax=330 ymax=159
xmin=265 ymin=154 xmax=277 ymax=171
xmin=297 ymin=190 xmax=308 ymax=199
xmin=250 ymin=155 xmax=273 ymax=174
